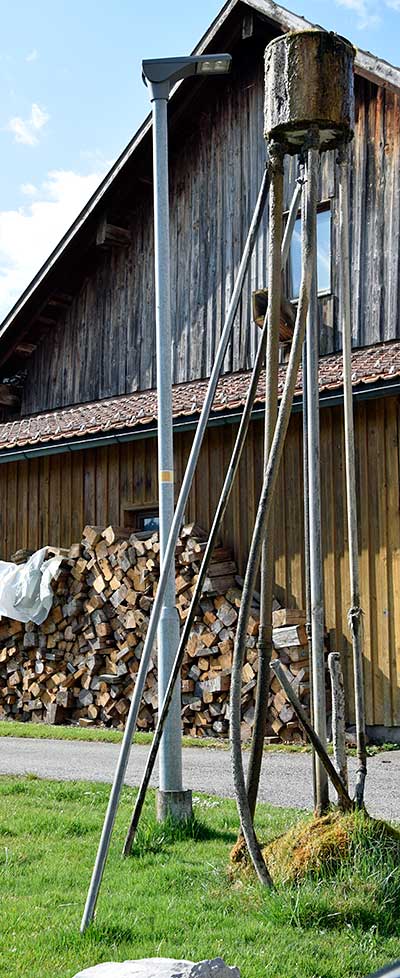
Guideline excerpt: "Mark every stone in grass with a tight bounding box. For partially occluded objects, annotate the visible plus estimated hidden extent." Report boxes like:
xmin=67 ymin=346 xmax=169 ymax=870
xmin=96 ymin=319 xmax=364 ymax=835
xmin=73 ymin=957 xmax=240 ymax=978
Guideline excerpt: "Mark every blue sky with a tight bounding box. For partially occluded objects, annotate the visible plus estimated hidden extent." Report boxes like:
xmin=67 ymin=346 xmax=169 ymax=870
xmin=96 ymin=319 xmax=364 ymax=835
xmin=0 ymin=0 xmax=399 ymax=320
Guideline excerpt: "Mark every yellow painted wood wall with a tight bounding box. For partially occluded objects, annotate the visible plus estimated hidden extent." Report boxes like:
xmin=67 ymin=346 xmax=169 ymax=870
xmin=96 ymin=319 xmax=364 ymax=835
xmin=1 ymin=395 xmax=399 ymax=727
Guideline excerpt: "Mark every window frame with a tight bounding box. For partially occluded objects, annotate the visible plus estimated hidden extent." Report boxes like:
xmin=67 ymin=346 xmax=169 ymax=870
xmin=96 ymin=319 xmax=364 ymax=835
xmin=123 ymin=502 xmax=160 ymax=534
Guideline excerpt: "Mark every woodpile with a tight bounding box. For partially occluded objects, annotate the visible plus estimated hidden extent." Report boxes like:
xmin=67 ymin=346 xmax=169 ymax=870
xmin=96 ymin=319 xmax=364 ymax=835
xmin=0 ymin=524 xmax=320 ymax=743
xmin=269 ymin=610 xmax=311 ymax=743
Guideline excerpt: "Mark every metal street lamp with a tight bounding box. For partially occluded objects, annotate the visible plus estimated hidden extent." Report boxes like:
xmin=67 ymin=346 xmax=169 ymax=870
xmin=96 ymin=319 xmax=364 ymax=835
xmin=142 ymin=54 xmax=232 ymax=92
xmin=142 ymin=52 xmax=231 ymax=821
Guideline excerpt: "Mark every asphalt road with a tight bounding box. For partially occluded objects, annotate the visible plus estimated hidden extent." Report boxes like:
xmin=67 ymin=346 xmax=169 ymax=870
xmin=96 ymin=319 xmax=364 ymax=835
xmin=0 ymin=736 xmax=399 ymax=820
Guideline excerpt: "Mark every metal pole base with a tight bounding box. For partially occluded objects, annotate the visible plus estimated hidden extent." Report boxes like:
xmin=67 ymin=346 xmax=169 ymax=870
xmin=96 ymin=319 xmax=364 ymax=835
xmin=156 ymin=789 xmax=193 ymax=823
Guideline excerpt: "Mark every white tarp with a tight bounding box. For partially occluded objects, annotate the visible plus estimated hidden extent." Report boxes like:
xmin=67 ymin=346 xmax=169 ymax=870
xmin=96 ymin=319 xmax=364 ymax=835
xmin=0 ymin=548 xmax=62 ymax=625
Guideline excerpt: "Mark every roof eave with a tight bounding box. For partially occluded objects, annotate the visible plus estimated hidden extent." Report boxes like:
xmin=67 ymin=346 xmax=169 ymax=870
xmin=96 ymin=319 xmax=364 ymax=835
xmin=0 ymin=373 xmax=399 ymax=463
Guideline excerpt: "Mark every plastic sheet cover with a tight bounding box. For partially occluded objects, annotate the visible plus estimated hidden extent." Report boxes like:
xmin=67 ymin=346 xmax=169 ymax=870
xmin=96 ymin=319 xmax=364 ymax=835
xmin=0 ymin=548 xmax=62 ymax=625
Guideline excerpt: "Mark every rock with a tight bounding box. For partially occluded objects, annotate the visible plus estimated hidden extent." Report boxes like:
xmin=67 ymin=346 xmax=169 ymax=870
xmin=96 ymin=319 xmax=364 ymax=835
xmin=73 ymin=958 xmax=240 ymax=978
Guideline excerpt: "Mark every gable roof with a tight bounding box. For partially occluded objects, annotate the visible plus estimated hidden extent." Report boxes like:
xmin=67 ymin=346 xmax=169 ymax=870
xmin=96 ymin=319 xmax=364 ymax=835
xmin=0 ymin=0 xmax=399 ymax=359
xmin=1 ymin=338 xmax=400 ymax=459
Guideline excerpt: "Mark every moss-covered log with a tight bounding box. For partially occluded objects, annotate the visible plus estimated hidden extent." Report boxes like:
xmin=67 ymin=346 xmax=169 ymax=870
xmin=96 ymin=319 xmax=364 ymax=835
xmin=264 ymin=30 xmax=355 ymax=152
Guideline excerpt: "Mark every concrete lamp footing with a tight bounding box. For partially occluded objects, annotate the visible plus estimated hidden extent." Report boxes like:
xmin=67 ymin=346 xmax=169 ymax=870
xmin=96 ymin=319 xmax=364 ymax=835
xmin=156 ymin=789 xmax=193 ymax=822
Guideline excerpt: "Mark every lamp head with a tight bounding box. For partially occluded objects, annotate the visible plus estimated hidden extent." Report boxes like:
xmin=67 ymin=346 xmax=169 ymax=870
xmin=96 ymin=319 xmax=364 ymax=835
xmin=142 ymin=54 xmax=232 ymax=96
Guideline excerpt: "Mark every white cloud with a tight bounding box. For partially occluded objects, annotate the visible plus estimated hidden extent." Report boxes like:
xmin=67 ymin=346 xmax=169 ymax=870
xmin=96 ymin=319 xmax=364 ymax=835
xmin=20 ymin=182 xmax=38 ymax=197
xmin=0 ymin=166 xmax=107 ymax=321
xmin=26 ymin=49 xmax=38 ymax=63
xmin=6 ymin=102 xmax=49 ymax=146
xmin=335 ymin=0 xmax=381 ymax=27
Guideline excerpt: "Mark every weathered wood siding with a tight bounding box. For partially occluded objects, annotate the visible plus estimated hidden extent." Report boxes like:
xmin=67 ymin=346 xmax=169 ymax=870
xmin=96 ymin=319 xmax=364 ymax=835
xmin=0 ymin=396 xmax=399 ymax=728
xmin=21 ymin=57 xmax=400 ymax=414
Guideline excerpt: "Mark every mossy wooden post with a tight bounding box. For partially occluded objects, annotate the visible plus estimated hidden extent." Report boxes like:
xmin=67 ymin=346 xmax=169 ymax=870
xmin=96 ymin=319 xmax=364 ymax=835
xmin=263 ymin=29 xmax=355 ymax=816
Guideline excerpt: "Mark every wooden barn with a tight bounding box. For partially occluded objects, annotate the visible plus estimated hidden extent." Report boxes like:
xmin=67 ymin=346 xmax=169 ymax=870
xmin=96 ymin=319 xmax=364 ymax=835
xmin=0 ymin=0 xmax=399 ymax=739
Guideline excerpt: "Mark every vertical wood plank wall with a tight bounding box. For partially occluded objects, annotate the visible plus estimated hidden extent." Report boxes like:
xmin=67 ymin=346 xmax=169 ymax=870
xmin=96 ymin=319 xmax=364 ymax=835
xmin=0 ymin=396 xmax=399 ymax=727
xmin=20 ymin=68 xmax=400 ymax=414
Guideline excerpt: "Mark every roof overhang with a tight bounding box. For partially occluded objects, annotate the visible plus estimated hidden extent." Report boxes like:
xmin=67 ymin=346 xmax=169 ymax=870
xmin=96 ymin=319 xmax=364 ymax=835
xmin=0 ymin=339 xmax=399 ymax=461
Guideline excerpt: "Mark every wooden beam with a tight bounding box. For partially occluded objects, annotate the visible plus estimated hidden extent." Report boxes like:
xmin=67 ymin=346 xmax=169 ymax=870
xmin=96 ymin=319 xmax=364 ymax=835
xmin=14 ymin=342 xmax=37 ymax=357
xmin=96 ymin=217 xmax=131 ymax=249
xmin=36 ymin=316 xmax=58 ymax=327
xmin=354 ymin=47 xmax=400 ymax=93
xmin=47 ymin=292 xmax=73 ymax=309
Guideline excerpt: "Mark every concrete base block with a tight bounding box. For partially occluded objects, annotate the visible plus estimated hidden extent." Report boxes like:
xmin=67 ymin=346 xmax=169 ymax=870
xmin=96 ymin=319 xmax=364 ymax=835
xmin=156 ymin=789 xmax=193 ymax=822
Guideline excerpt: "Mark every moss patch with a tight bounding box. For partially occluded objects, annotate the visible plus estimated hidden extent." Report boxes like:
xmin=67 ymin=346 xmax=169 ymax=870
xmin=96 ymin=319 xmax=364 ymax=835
xmin=263 ymin=810 xmax=400 ymax=884
xmin=229 ymin=811 xmax=400 ymax=938
xmin=264 ymin=811 xmax=352 ymax=881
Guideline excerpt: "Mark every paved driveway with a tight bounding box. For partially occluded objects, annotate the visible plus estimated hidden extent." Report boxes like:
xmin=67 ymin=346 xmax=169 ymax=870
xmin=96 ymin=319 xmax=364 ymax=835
xmin=0 ymin=736 xmax=399 ymax=821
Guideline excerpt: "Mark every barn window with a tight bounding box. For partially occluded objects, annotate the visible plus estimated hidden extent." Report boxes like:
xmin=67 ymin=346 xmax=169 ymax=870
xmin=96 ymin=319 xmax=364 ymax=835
xmin=288 ymin=203 xmax=331 ymax=301
xmin=124 ymin=503 xmax=160 ymax=534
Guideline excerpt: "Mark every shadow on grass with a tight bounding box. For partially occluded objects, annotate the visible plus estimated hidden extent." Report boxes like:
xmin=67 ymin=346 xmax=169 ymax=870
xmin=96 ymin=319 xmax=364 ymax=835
xmin=90 ymin=921 xmax=140 ymax=944
xmin=131 ymin=814 xmax=236 ymax=856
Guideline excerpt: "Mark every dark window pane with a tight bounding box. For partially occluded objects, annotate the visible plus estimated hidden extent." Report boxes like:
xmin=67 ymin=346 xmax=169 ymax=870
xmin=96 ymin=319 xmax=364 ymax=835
xmin=289 ymin=208 xmax=331 ymax=299
xmin=123 ymin=508 xmax=160 ymax=532
xmin=143 ymin=516 xmax=160 ymax=531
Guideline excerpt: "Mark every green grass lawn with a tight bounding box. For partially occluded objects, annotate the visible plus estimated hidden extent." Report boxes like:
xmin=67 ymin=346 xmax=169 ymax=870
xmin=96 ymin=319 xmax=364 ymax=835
xmin=0 ymin=719 xmax=235 ymax=749
xmin=0 ymin=776 xmax=399 ymax=978
xmin=0 ymin=719 xmax=308 ymax=751
xmin=1 ymin=720 xmax=399 ymax=757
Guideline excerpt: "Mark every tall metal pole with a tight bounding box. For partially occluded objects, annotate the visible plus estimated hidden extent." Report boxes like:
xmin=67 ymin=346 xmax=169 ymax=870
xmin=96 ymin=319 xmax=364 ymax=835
xmin=339 ymin=150 xmax=367 ymax=807
xmin=300 ymin=160 xmax=317 ymax=811
xmin=246 ymin=142 xmax=283 ymax=820
xmin=151 ymin=93 xmax=189 ymax=816
xmin=302 ymin=336 xmax=317 ymax=810
xmin=306 ymin=136 xmax=329 ymax=814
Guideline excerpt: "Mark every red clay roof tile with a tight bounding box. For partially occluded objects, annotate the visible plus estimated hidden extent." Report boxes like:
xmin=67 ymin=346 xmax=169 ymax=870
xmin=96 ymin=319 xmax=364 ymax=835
xmin=0 ymin=339 xmax=400 ymax=452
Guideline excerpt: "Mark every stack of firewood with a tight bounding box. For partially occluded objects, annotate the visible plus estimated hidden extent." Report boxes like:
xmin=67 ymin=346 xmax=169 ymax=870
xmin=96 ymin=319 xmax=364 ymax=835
xmin=0 ymin=523 xmax=316 ymax=742
xmin=269 ymin=610 xmax=311 ymax=743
